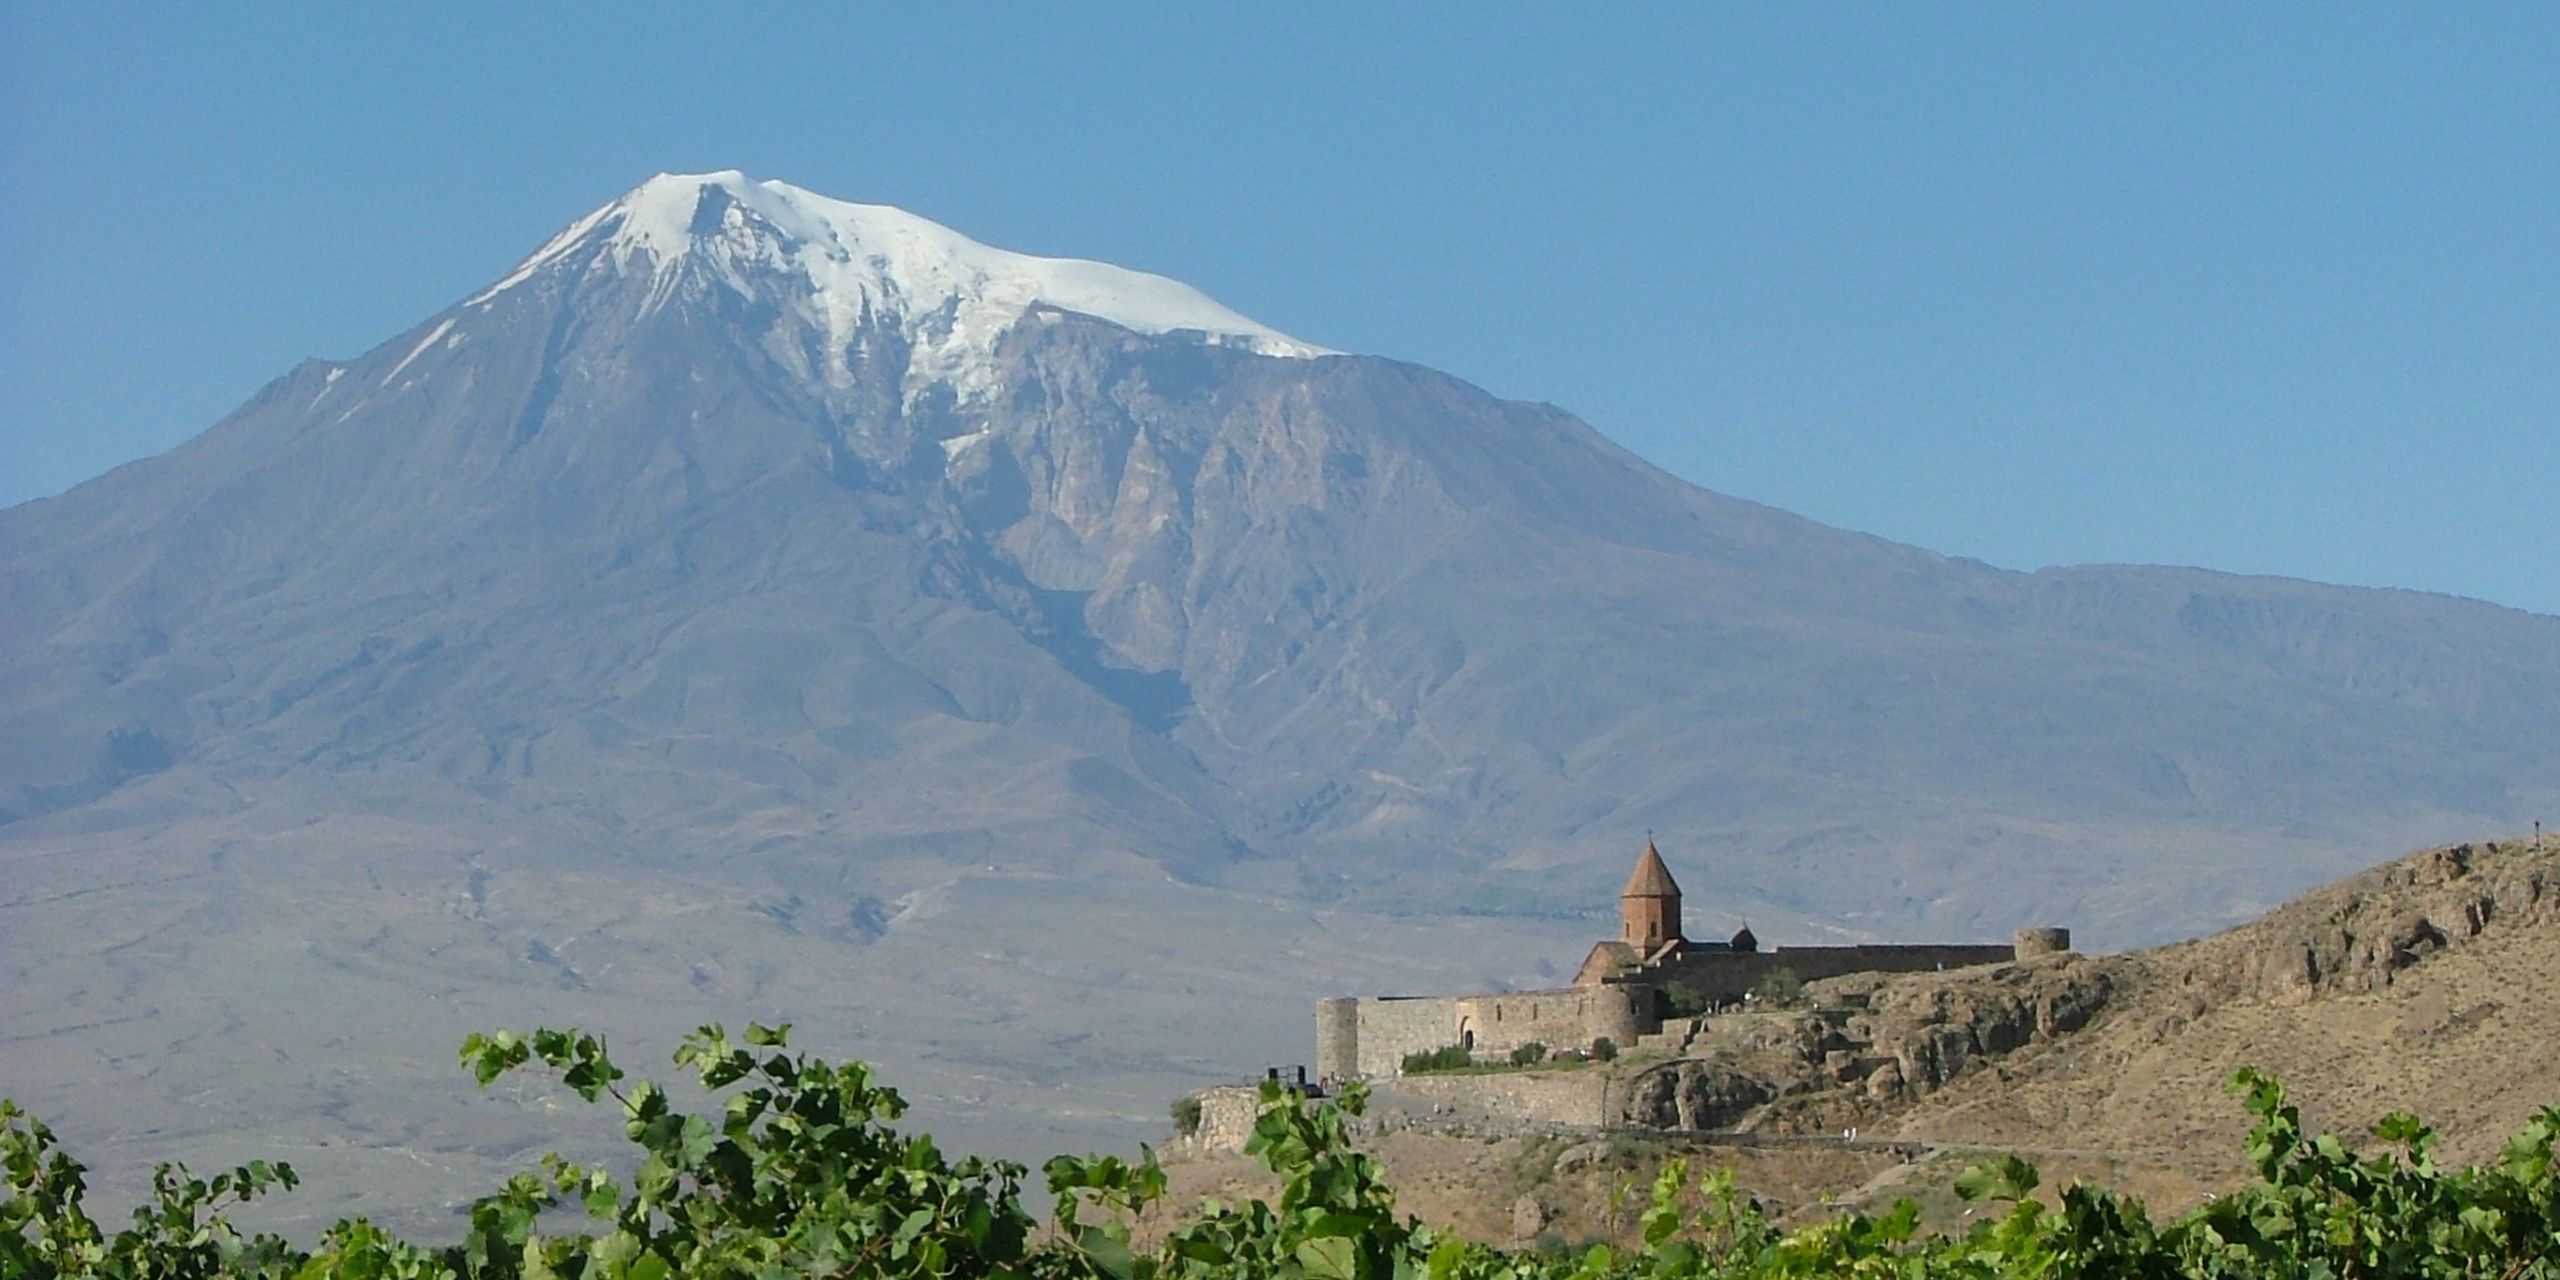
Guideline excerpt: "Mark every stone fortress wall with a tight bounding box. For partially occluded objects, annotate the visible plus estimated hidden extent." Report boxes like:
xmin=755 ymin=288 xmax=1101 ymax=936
xmin=1318 ymin=985 xmax=1648 ymax=1079
xmin=1389 ymin=1067 xmax=1618 ymax=1126
xmin=2013 ymin=926 xmax=2073 ymax=958
xmin=1642 ymin=942 xmax=2021 ymax=1007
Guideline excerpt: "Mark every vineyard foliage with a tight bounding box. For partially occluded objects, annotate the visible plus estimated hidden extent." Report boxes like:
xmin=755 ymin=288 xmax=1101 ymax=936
xmin=5 ymin=1026 xmax=2555 ymax=1278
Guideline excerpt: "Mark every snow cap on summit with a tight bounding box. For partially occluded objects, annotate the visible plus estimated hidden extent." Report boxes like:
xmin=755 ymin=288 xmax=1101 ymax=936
xmin=471 ymin=171 xmax=1330 ymax=384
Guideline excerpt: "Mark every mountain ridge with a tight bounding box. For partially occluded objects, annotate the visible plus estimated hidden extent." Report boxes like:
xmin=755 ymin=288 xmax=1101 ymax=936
xmin=4 ymin=174 xmax=2555 ymax=935
xmin=4 ymin=171 xmax=2557 ymax=1226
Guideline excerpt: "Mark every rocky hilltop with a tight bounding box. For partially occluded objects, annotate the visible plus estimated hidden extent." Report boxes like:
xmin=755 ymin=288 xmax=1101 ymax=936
xmin=1639 ymin=833 xmax=2554 ymax=1155
xmin=1189 ymin=833 xmax=2556 ymax=1245
xmin=1874 ymin=832 xmax=2558 ymax=1171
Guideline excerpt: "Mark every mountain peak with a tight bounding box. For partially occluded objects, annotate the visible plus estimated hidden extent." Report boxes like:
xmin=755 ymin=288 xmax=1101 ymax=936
xmin=467 ymin=171 xmax=1330 ymax=397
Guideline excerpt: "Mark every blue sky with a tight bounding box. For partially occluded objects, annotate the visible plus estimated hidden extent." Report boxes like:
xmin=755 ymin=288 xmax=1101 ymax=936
xmin=5 ymin=6 xmax=2554 ymax=614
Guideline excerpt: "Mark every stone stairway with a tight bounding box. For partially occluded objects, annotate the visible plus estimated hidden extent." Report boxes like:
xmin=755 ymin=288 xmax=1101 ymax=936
xmin=1634 ymin=1015 xmax=1707 ymax=1054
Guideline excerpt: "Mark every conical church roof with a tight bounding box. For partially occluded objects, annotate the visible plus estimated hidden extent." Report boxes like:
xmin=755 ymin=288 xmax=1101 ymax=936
xmin=1620 ymin=839 xmax=1682 ymax=898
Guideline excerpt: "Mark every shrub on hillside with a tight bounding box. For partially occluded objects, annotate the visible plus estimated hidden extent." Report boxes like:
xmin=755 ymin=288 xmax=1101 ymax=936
xmin=1753 ymin=966 xmax=1805 ymax=1007
xmin=1591 ymin=1036 xmax=1618 ymax=1062
xmin=1401 ymin=1043 xmax=1474 ymax=1074
xmin=1663 ymin=980 xmax=1714 ymax=1018
xmin=1170 ymin=1093 xmax=1203 ymax=1137
xmin=1509 ymin=1041 xmax=1549 ymax=1067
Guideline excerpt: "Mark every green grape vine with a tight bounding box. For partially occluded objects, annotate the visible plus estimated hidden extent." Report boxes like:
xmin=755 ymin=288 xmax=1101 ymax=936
xmin=6 ymin=1028 xmax=2553 ymax=1278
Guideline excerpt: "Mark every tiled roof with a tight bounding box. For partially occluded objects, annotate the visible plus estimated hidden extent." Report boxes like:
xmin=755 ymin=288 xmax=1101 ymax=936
xmin=1620 ymin=839 xmax=1682 ymax=898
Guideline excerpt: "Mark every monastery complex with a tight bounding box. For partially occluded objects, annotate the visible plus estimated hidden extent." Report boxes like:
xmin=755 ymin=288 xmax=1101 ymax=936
xmin=1315 ymin=840 xmax=2071 ymax=1081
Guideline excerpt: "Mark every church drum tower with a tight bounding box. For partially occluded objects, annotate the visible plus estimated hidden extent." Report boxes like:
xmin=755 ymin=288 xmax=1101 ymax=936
xmin=1620 ymin=839 xmax=1683 ymax=954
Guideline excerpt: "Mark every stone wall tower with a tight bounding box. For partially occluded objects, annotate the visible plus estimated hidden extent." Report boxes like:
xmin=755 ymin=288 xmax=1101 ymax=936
xmin=2013 ymin=926 xmax=2072 ymax=958
xmin=1620 ymin=839 xmax=1683 ymax=952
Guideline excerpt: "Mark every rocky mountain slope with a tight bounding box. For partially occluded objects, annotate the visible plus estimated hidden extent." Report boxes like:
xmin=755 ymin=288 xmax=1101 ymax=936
xmin=4 ymin=172 xmax=2556 ymax=1229
xmin=7 ymin=176 xmax=2558 ymax=942
xmin=1877 ymin=833 xmax=2559 ymax=1170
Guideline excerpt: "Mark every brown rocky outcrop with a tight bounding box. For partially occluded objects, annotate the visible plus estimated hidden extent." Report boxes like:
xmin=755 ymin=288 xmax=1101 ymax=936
xmin=1509 ymin=1194 xmax=1552 ymax=1241
xmin=1605 ymin=956 xmax=2123 ymax=1130
xmin=2158 ymin=840 xmax=2555 ymax=1004
xmin=1618 ymin=1059 xmax=1777 ymax=1130
xmin=1847 ymin=958 xmax=2117 ymax=1093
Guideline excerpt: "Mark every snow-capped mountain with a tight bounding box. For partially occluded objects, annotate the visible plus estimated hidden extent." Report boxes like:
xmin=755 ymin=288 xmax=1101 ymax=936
xmin=468 ymin=171 xmax=1327 ymax=404
xmin=8 ymin=168 xmax=2560 ymax=928
xmin=6 ymin=171 xmax=2559 ymax=1224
